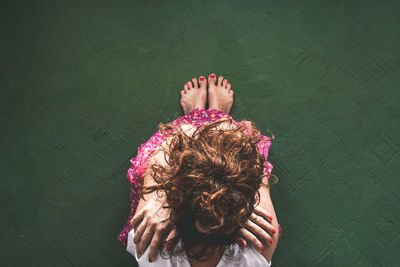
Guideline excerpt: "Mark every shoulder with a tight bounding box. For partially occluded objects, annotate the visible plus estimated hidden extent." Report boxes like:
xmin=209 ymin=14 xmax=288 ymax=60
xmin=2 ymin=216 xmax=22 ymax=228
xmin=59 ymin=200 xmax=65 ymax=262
xmin=218 ymin=246 xmax=271 ymax=267
xmin=240 ymin=246 xmax=272 ymax=267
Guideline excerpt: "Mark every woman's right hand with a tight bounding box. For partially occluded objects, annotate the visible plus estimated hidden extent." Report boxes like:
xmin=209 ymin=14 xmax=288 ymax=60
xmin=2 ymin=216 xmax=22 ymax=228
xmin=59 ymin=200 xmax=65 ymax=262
xmin=236 ymin=206 xmax=277 ymax=252
xmin=130 ymin=191 xmax=175 ymax=262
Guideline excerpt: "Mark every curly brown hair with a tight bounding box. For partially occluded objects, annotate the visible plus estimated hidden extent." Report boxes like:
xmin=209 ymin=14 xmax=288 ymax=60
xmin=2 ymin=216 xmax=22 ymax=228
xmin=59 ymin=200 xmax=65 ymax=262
xmin=138 ymin=118 xmax=277 ymax=261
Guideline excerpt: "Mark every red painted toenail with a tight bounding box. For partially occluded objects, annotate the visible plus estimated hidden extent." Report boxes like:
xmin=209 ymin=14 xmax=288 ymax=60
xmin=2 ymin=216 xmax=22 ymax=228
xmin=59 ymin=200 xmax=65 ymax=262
xmin=210 ymin=74 xmax=216 ymax=79
xmin=200 ymin=77 xmax=205 ymax=81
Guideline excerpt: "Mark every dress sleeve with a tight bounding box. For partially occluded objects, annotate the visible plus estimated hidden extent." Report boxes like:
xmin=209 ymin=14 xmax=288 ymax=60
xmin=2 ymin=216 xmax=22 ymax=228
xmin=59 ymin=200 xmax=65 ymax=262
xmin=118 ymin=131 xmax=166 ymax=246
xmin=118 ymin=149 xmax=146 ymax=246
xmin=239 ymin=120 xmax=274 ymax=180
xmin=117 ymin=182 xmax=139 ymax=246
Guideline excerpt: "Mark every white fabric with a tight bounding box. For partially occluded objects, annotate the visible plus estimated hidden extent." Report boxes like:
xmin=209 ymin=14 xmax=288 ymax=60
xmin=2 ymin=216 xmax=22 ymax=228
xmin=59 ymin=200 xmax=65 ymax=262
xmin=127 ymin=229 xmax=271 ymax=267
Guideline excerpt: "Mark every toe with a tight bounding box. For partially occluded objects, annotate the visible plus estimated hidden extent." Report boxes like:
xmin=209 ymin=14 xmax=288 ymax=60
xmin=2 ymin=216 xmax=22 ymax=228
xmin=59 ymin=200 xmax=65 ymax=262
xmin=187 ymin=81 xmax=193 ymax=89
xmin=184 ymin=84 xmax=189 ymax=93
xmin=192 ymin=78 xmax=198 ymax=88
xmin=223 ymin=79 xmax=227 ymax=88
xmin=208 ymin=73 xmax=216 ymax=87
xmin=199 ymin=76 xmax=206 ymax=89
xmin=218 ymin=76 xmax=224 ymax=86
xmin=227 ymin=83 xmax=231 ymax=91
xmin=181 ymin=90 xmax=185 ymax=95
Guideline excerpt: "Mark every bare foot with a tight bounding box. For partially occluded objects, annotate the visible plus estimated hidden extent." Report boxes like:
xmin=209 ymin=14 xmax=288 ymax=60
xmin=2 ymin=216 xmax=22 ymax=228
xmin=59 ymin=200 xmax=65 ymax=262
xmin=180 ymin=76 xmax=207 ymax=114
xmin=207 ymin=73 xmax=234 ymax=114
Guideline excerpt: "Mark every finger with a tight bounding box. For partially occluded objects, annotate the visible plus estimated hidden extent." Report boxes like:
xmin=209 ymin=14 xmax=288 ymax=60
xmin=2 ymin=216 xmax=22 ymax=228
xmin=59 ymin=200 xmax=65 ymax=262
xmin=244 ymin=219 xmax=272 ymax=245
xmin=235 ymin=235 xmax=247 ymax=248
xmin=137 ymin=223 xmax=156 ymax=258
xmin=133 ymin=217 xmax=148 ymax=245
xmin=148 ymin=226 xmax=168 ymax=262
xmin=131 ymin=210 xmax=145 ymax=230
xmin=165 ymin=228 xmax=178 ymax=251
xmin=253 ymin=206 xmax=273 ymax=222
xmin=165 ymin=228 xmax=178 ymax=242
xmin=249 ymin=213 xmax=276 ymax=235
xmin=239 ymin=228 xmax=265 ymax=253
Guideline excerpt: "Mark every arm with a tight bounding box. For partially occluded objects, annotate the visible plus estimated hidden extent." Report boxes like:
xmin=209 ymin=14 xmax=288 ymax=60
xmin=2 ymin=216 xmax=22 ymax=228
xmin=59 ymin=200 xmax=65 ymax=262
xmin=130 ymin=148 xmax=174 ymax=262
xmin=236 ymin=171 xmax=279 ymax=263
xmin=257 ymin=181 xmax=280 ymax=262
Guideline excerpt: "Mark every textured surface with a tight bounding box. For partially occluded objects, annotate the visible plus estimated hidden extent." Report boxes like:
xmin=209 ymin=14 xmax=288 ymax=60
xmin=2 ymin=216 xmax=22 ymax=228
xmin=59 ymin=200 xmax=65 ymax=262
xmin=1 ymin=0 xmax=399 ymax=266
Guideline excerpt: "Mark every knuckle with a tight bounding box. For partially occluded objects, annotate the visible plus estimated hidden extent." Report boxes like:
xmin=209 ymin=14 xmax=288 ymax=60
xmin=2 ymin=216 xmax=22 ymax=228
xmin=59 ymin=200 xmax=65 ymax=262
xmin=249 ymin=235 xmax=258 ymax=243
xmin=142 ymin=230 xmax=151 ymax=238
xmin=135 ymin=228 xmax=143 ymax=236
xmin=262 ymin=235 xmax=271 ymax=244
xmin=255 ymin=228 xmax=264 ymax=236
xmin=260 ymin=222 xmax=269 ymax=231
xmin=150 ymin=243 xmax=158 ymax=251
xmin=132 ymin=215 xmax=140 ymax=222
xmin=137 ymin=223 xmax=146 ymax=231
xmin=155 ymin=225 xmax=165 ymax=232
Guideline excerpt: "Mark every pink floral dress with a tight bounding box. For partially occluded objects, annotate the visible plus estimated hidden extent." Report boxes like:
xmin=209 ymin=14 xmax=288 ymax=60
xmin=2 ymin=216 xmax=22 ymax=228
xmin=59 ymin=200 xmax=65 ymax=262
xmin=118 ymin=108 xmax=282 ymax=246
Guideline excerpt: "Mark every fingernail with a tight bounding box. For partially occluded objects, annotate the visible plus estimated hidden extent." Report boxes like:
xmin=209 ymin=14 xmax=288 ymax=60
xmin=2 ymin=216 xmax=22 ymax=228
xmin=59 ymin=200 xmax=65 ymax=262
xmin=165 ymin=243 xmax=171 ymax=251
xmin=272 ymin=228 xmax=276 ymax=234
xmin=148 ymin=256 xmax=153 ymax=263
xmin=270 ymin=216 xmax=273 ymax=221
xmin=200 ymin=77 xmax=205 ymax=81
xmin=240 ymin=239 xmax=247 ymax=247
xmin=261 ymin=246 xmax=265 ymax=252
xmin=269 ymin=238 xmax=273 ymax=244
xmin=210 ymin=74 xmax=216 ymax=79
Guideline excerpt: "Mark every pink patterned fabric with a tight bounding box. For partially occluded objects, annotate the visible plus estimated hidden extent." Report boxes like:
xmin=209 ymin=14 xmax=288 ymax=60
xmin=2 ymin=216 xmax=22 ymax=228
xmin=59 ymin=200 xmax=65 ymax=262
xmin=118 ymin=108 xmax=280 ymax=245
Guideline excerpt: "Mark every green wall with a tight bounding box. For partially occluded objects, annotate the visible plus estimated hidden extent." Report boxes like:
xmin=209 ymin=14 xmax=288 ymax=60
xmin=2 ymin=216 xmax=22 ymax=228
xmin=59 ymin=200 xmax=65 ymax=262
xmin=1 ymin=0 xmax=399 ymax=266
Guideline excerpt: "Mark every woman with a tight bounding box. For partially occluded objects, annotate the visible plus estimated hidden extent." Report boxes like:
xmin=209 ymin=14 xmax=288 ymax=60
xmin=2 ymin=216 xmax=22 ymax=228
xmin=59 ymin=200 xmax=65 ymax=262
xmin=118 ymin=74 xmax=281 ymax=266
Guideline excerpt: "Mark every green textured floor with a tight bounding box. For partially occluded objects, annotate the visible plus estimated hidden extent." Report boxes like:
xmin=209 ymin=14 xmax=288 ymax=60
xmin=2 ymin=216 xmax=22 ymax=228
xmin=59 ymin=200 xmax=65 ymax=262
xmin=1 ymin=0 xmax=400 ymax=266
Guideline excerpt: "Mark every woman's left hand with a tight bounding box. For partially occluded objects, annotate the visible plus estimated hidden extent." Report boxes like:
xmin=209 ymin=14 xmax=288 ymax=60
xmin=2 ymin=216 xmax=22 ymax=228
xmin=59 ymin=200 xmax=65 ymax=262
xmin=236 ymin=206 xmax=276 ymax=252
xmin=130 ymin=192 xmax=173 ymax=262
